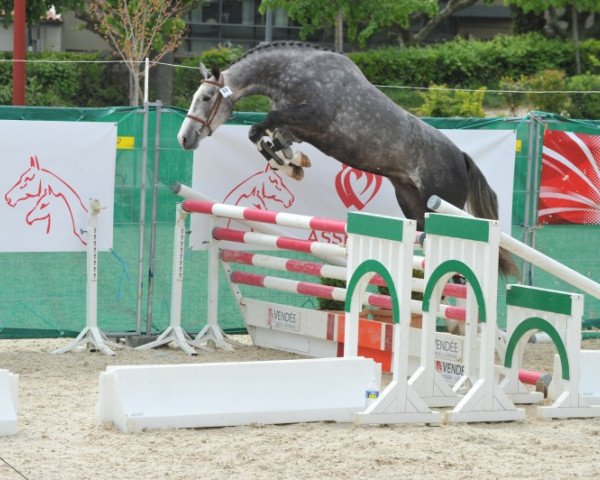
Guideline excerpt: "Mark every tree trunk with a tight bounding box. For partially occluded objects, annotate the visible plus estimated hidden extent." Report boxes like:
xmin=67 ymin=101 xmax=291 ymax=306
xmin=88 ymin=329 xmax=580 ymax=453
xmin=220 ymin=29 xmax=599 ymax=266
xmin=130 ymin=67 xmax=141 ymax=107
xmin=334 ymin=8 xmax=344 ymax=53
xmin=129 ymin=70 xmax=136 ymax=106
xmin=572 ymin=6 xmax=581 ymax=75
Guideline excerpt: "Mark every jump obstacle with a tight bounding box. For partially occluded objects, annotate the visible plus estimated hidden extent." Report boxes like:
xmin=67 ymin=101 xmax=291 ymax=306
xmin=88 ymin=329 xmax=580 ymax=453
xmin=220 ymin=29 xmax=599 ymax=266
xmin=97 ymin=186 xmax=600 ymax=431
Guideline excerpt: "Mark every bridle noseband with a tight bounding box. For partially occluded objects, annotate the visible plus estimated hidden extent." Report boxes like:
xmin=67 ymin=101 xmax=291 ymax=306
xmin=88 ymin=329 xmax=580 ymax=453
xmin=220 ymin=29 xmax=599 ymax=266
xmin=186 ymin=76 xmax=232 ymax=137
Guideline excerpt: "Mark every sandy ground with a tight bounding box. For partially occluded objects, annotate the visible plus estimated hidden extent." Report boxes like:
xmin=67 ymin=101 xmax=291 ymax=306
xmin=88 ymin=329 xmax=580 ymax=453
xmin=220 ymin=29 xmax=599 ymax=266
xmin=1 ymin=336 xmax=600 ymax=480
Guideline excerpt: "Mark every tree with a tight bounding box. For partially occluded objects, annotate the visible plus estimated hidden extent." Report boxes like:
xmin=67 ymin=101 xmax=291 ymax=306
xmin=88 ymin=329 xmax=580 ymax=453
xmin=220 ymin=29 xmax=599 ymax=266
xmin=505 ymin=1 xmax=600 ymax=74
xmin=88 ymin=0 xmax=187 ymax=105
xmin=259 ymin=0 xmax=439 ymax=50
xmin=259 ymin=0 xmax=499 ymax=48
xmin=259 ymin=1 xmax=354 ymax=52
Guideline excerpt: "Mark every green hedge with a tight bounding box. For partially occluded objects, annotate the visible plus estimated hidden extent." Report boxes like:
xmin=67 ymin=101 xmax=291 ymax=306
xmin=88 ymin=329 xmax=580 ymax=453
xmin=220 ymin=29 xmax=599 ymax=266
xmin=347 ymin=33 xmax=594 ymax=89
xmin=172 ymin=35 xmax=599 ymax=117
xmin=3 ymin=34 xmax=599 ymax=117
xmin=0 ymin=51 xmax=128 ymax=107
xmin=566 ymin=74 xmax=600 ymax=119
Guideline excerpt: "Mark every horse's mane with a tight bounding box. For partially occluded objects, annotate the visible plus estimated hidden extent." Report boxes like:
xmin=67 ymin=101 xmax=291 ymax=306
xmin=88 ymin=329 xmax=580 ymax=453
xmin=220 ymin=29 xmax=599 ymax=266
xmin=231 ymin=41 xmax=337 ymax=67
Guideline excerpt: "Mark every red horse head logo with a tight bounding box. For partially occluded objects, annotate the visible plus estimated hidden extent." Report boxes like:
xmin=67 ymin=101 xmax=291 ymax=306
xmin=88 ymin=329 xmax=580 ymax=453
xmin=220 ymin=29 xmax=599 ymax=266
xmin=335 ymin=165 xmax=382 ymax=210
xmin=223 ymin=164 xmax=295 ymax=210
xmin=5 ymin=155 xmax=88 ymax=245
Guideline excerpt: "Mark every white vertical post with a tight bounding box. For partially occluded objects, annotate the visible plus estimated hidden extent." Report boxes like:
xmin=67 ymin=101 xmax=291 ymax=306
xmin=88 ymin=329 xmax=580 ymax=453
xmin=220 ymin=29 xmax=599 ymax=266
xmin=143 ymin=57 xmax=149 ymax=104
xmin=170 ymin=204 xmax=187 ymax=331
xmin=207 ymin=216 xmax=219 ymax=328
xmin=53 ymin=199 xmax=122 ymax=355
xmin=86 ymin=199 xmax=99 ymax=328
xmin=192 ymin=216 xmax=233 ymax=351
xmin=136 ymin=204 xmax=199 ymax=354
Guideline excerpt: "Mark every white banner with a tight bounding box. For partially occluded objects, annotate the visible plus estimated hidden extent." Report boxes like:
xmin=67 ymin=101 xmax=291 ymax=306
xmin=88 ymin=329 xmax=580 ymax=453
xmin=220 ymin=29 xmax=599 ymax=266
xmin=190 ymin=125 xmax=515 ymax=249
xmin=1 ymin=120 xmax=116 ymax=252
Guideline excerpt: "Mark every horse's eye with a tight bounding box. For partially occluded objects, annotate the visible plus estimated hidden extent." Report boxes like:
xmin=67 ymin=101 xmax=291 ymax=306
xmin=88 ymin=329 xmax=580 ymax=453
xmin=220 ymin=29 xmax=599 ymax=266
xmin=202 ymin=94 xmax=211 ymax=102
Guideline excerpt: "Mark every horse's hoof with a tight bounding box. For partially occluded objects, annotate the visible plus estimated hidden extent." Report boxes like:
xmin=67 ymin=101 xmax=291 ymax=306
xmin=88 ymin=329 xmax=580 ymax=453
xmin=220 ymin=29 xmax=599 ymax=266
xmin=291 ymin=165 xmax=304 ymax=180
xmin=292 ymin=151 xmax=311 ymax=168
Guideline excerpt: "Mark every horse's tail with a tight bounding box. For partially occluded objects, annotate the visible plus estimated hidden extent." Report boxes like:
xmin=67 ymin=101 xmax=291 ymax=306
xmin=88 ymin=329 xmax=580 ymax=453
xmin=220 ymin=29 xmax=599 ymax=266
xmin=463 ymin=152 xmax=519 ymax=278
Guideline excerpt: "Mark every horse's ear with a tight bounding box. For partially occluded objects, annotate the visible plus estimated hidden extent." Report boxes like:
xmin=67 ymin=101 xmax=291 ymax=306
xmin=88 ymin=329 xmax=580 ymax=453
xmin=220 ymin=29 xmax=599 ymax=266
xmin=199 ymin=63 xmax=209 ymax=80
xmin=30 ymin=156 xmax=40 ymax=170
xmin=210 ymin=63 xmax=220 ymax=80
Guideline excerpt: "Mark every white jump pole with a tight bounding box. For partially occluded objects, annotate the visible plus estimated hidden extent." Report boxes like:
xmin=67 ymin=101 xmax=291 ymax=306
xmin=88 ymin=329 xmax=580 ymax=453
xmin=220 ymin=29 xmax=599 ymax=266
xmin=53 ymin=199 xmax=122 ymax=355
xmin=427 ymin=196 xmax=600 ymax=300
xmin=136 ymin=204 xmax=205 ymax=355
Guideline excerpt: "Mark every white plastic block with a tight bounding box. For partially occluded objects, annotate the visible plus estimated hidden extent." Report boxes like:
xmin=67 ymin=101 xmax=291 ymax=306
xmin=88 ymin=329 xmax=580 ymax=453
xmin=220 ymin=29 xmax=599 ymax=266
xmin=549 ymin=350 xmax=600 ymax=404
xmin=0 ymin=369 xmax=19 ymax=436
xmin=97 ymin=357 xmax=380 ymax=432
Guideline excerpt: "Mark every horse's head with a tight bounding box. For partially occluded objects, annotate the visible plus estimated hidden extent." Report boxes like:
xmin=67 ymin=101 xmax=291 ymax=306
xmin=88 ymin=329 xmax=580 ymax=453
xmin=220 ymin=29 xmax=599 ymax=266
xmin=25 ymin=191 xmax=52 ymax=233
xmin=5 ymin=155 xmax=44 ymax=207
xmin=178 ymin=64 xmax=235 ymax=150
xmin=262 ymin=165 xmax=295 ymax=209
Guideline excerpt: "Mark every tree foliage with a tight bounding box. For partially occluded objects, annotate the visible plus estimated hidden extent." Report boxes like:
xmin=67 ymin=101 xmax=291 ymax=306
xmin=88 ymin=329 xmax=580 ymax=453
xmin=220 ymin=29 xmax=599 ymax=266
xmin=259 ymin=0 xmax=503 ymax=47
xmin=505 ymin=0 xmax=600 ymax=38
xmin=259 ymin=0 xmax=438 ymax=48
xmin=504 ymin=0 xmax=600 ymax=13
xmin=88 ymin=0 xmax=187 ymax=105
xmin=505 ymin=0 xmax=600 ymax=74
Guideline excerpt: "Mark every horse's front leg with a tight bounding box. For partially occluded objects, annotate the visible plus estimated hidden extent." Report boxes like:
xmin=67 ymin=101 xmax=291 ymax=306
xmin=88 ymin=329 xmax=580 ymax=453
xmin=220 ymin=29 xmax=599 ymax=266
xmin=249 ymin=108 xmax=317 ymax=179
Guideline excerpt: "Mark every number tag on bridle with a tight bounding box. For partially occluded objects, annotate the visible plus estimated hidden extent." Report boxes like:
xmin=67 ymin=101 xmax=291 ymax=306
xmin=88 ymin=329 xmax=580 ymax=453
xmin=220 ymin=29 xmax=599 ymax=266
xmin=219 ymin=86 xmax=233 ymax=98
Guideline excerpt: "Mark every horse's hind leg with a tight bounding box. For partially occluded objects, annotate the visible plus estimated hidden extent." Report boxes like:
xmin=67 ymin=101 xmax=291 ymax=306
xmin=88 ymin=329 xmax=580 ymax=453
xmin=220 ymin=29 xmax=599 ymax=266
xmin=391 ymin=181 xmax=427 ymax=230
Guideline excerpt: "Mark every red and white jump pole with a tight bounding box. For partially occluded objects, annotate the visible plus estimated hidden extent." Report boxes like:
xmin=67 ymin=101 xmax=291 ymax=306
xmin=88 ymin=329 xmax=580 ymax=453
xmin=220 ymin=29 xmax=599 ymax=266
xmin=229 ymin=271 xmax=467 ymax=322
xmin=220 ymin=249 xmax=467 ymax=299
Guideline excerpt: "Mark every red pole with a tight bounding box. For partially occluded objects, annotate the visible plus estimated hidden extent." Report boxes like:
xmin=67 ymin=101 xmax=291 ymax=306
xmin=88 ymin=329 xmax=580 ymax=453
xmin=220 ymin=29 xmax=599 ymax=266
xmin=13 ymin=0 xmax=26 ymax=105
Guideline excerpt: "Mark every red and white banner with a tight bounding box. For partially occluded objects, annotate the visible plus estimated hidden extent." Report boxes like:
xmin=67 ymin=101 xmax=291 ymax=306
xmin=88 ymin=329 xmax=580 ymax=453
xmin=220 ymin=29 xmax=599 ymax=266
xmin=190 ymin=125 xmax=516 ymax=248
xmin=539 ymin=130 xmax=600 ymax=225
xmin=0 ymin=120 xmax=116 ymax=252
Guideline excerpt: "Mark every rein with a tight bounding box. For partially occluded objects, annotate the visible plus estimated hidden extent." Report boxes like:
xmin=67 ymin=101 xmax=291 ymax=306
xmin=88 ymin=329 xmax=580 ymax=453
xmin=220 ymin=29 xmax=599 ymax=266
xmin=186 ymin=77 xmax=232 ymax=137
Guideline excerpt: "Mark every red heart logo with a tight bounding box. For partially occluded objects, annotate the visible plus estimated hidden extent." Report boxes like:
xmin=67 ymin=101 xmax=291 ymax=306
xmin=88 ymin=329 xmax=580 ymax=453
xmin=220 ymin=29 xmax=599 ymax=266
xmin=335 ymin=165 xmax=382 ymax=210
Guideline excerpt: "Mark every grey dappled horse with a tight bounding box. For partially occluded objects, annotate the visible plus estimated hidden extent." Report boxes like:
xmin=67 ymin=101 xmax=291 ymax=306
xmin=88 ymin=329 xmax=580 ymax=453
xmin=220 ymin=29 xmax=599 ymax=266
xmin=177 ymin=41 xmax=517 ymax=277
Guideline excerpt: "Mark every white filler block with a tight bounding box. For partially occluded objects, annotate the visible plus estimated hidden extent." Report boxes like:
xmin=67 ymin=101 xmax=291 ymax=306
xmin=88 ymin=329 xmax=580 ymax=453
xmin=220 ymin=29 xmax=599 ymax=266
xmin=0 ymin=369 xmax=19 ymax=436
xmin=98 ymin=357 xmax=380 ymax=432
xmin=549 ymin=350 xmax=600 ymax=405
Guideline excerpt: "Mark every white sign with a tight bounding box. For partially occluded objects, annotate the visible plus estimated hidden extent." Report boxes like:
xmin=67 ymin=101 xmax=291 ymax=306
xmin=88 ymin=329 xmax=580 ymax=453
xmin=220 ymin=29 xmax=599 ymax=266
xmin=0 ymin=120 xmax=116 ymax=252
xmin=189 ymin=125 xmax=516 ymax=249
xmin=436 ymin=360 xmax=465 ymax=387
xmin=268 ymin=305 xmax=301 ymax=331
xmin=434 ymin=335 xmax=463 ymax=362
